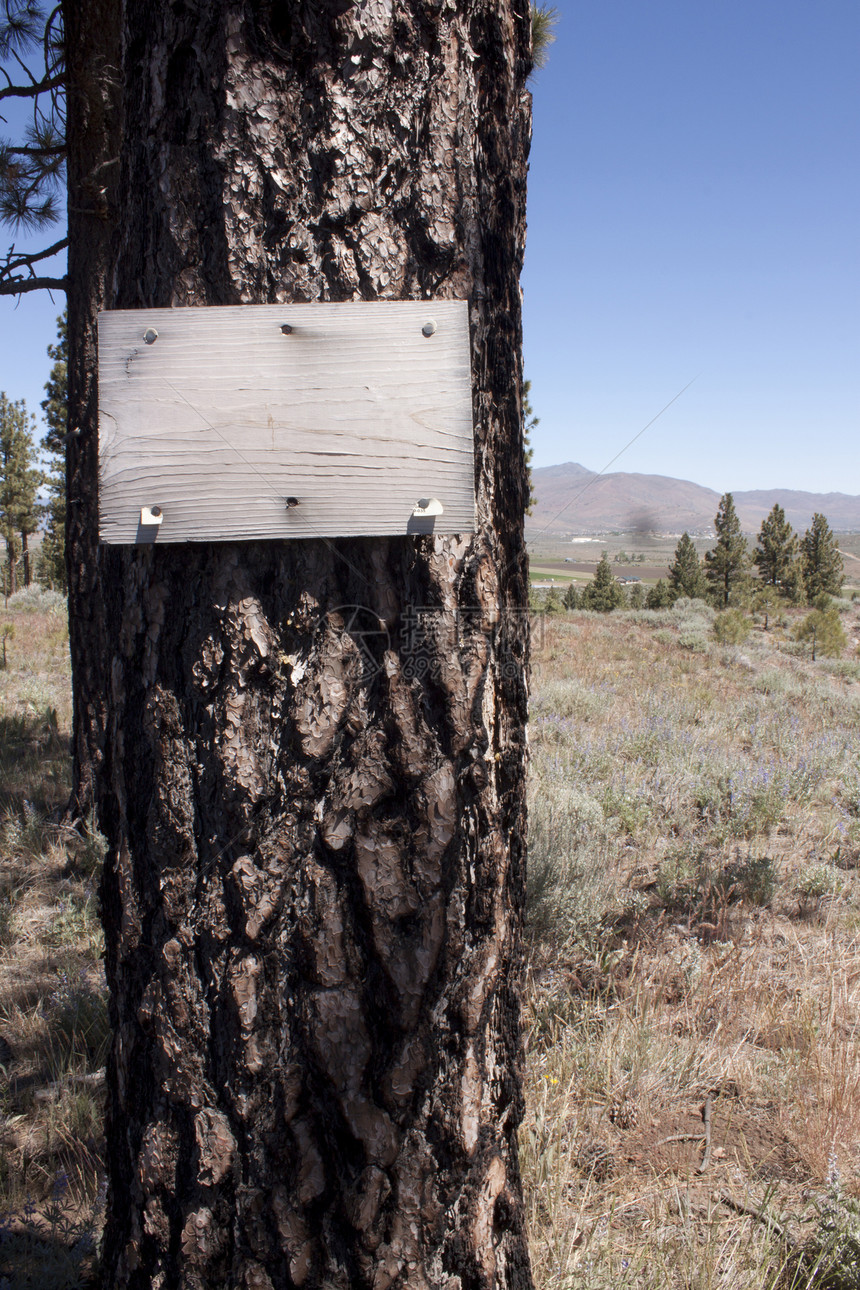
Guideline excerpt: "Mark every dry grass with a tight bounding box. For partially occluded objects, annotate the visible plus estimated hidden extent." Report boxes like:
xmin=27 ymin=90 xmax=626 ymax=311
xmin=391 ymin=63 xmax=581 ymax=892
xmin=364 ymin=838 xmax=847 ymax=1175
xmin=0 ymin=588 xmax=104 ymax=1288
xmin=523 ymin=600 xmax=860 ymax=1288
xmin=3 ymin=588 xmax=860 ymax=1286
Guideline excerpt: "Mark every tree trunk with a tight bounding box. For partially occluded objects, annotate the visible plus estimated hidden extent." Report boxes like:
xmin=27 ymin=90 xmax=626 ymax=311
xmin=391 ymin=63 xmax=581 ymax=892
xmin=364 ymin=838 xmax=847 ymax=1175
xmin=20 ymin=531 xmax=30 ymax=587
xmin=67 ymin=3 xmax=533 ymax=1287
xmin=5 ymin=539 xmax=17 ymax=597
xmin=63 ymin=0 xmax=122 ymax=818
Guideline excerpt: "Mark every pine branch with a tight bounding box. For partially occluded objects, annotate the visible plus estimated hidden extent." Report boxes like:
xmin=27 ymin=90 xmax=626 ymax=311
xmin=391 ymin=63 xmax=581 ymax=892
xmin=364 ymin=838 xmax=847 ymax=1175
xmin=0 ymin=70 xmax=63 ymax=100
xmin=530 ymin=5 xmax=558 ymax=72
xmin=0 ymin=1 xmax=43 ymax=58
xmin=0 ymin=271 xmax=66 ymax=294
xmin=0 ymin=235 xmax=68 ymax=295
xmin=0 ymin=3 xmax=67 ymax=296
xmin=2 ymin=233 xmax=67 ymax=268
xmin=5 ymin=141 xmax=63 ymax=157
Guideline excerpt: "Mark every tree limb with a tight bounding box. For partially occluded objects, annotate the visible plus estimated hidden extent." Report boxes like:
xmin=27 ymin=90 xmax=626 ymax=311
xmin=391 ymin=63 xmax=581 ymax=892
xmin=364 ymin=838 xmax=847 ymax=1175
xmin=2 ymin=235 xmax=68 ymax=270
xmin=4 ymin=143 xmax=65 ymax=158
xmin=0 ymin=72 xmax=64 ymax=102
xmin=0 ymin=273 xmax=67 ymax=295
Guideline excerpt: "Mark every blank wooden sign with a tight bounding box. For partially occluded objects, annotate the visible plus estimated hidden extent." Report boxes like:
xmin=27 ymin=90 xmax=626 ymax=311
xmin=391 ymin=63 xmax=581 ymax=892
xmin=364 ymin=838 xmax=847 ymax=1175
xmin=97 ymin=301 xmax=475 ymax=543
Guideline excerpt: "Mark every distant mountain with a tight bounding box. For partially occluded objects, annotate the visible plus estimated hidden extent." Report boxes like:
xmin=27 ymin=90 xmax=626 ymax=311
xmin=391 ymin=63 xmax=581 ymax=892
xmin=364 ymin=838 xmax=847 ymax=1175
xmin=527 ymin=463 xmax=860 ymax=536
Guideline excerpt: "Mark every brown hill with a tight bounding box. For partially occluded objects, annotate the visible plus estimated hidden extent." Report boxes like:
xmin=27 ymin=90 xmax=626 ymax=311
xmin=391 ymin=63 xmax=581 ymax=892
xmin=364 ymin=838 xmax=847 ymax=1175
xmin=528 ymin=463 xmax=860 ymax=536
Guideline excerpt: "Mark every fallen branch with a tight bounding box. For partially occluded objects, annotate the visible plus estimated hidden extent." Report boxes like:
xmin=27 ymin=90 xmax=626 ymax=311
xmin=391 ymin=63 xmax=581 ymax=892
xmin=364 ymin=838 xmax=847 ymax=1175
xmin=719 ymin=1191 xmax=789 ymax=1241
xmin=697 ymin=1094 xmax=713 ymax=1173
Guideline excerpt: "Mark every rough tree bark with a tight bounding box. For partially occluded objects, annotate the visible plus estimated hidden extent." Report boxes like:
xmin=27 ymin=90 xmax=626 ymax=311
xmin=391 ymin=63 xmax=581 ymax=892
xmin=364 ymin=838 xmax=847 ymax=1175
xmin=64 ymin=0 xmax=122 ymax=817
xmin=66 ymin=2 xmax=533 ymax=1286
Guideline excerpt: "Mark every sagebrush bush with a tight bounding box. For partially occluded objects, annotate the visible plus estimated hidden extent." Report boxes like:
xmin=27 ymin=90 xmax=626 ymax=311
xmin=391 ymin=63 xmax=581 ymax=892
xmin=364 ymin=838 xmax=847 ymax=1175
xmin=4 ymin=586 xmax=67 ymax=614
xmin=714 ymin=607 xmax=752 ymax=644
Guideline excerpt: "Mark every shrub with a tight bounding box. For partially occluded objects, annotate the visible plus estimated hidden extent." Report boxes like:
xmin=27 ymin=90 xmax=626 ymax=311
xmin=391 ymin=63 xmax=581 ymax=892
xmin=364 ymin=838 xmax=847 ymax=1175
xmin=795 ymin=860 xmax=843 ymax=902
xmin=717 ymin=854 xmax=777 ymax=906
xmin=678 ymin=630 xmax=708 ymax=652
xmin=48 ymin=971 xmax=110 ymax=1071
xmin=713 ymin=608 xmax=751 ymax=645
xmin=4 ymin=586 xmax=66 ymax=614
xmin=0 ymin=1169 xmax=104 ymax=1290
xmin=794 ymin=607 xmax=848 ymax=661
xmin=784 ymin=1166 xmax=860 ymax=1289
xmin=66 ymin=813 xmax=108 ymax=881
xmin=526 ymin=782 xmax=616 ymax=942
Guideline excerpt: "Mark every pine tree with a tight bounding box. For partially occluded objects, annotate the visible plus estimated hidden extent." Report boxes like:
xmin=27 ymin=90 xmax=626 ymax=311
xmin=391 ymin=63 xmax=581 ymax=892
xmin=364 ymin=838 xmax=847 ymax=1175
xmin=793 ymin=604 xmax=847 ymax=661
xmin=0 ymin=2 xmax=67 ymax=296
xmin=646 ymin=578 xmax=673 ymax=609
xmin=705 ymin=493 xmax=749 ymax=608
xmin=752 ymin=582 xmax=783 ymax=631
xmin=563 ymin=581 xmax=579 ymax=610
xmin=668 ymin=532 xmax=707 ymax=601
xmin=67 ymin=2 xmax=536 ymax=1282
xmin=0 ymin=393 xmax=41 ymax=594
xmin=39 ymin=312 xmax=67 ymax=590
xmin=754 ymin=504 xmax=804 ymax=602
xmin=802 ymin=513 xmax=844 ymax=602
xmin=581 ymin=552 xmax=625 ymax=611
xmin=779 ymin=557 xmax=806 ymax=606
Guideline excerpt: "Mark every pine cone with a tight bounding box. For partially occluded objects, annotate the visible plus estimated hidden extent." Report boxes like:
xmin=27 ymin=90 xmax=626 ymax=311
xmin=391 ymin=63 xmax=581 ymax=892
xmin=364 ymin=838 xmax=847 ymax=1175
xmin=576 ymin=1139 xmax=616 ymax=1181
xmin=608 ymin=1095 xmax=640 ymax=1130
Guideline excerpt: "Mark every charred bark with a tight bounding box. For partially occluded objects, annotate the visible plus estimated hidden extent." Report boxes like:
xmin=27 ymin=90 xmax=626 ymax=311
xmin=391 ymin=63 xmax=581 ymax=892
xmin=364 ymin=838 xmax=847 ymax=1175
xmin=63 ymin=0 xmax=122 ymax=817
xmin=67 ymin=2 xmax=533 ymax=1286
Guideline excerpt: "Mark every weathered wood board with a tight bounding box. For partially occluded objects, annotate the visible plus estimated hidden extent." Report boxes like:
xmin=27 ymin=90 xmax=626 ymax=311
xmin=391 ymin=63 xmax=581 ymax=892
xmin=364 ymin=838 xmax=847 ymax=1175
xmin=98 ymin=301 xmax=475 ymax=543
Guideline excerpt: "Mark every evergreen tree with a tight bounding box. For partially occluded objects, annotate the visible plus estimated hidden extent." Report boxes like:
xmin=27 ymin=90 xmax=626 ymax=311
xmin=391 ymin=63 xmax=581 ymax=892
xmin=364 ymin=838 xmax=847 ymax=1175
xmin=646 ymin=578 xmax=673 ymax=609
xmin=581 ymin=552 xmax=625 ymax=611
xmin=668 ymin=532 xmax=707 ymax=601
xmin=563 ymin=581 xmax=579 ymax=610
xmin=0 ymin=393 xmax=41 ymax=594
xmin=705 ymin=493 xmax=749 ymax=608
xmin=793 ymin=603 xmax=847 ymax=661
xmin=779 ymin=557 xmax=806 ymax=606
xmin=627 ymin=582 xmax=644 ymax=609
xmin=0 ymin=2 xmax=67 ymax=296
xmin=754 ymin=504 xmax=804 ymax=602
xmin=752 ymin=582 xmax=783 ymax=631
xmin=802 ymin=512 xmax=844 ymax=602
xmin=39 ymin=312 xmax=67 ymax=590
xmin=67 ymin=1 xmax=537 ymax=1280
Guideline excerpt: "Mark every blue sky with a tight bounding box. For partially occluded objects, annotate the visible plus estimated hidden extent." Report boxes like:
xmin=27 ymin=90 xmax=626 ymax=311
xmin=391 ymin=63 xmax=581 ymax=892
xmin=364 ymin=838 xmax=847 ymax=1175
xmin=523 ymin=0 xmax=859 ymax=492
xmin=1 ymin=0 xmax=858 ymax=493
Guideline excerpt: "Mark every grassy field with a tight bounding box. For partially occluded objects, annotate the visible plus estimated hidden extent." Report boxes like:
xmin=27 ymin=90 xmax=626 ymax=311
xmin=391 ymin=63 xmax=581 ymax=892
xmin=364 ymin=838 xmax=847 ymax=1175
xmin=2 ymin=589 xmax=860 ymax=1285
xmin=523 ymin=598 xmax=860 ymax=1288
